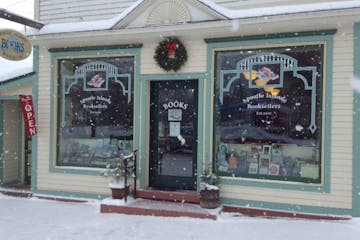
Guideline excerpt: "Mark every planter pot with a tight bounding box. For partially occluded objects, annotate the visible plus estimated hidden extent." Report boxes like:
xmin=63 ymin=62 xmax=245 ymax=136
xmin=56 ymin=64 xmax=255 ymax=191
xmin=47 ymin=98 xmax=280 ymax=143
xmin=111 ymin=185 xmax=129 ymax=200
xmin=199 ymin=189 xmax=220 ymax=209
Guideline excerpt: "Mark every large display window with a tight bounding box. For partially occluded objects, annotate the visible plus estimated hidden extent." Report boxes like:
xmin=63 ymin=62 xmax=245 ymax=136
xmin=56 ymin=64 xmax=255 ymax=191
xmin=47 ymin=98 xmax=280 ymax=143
xmin=214 ymin=44 xmax=324 ymax=183
xmin=57 ymin=57 xmax=134 ymax=167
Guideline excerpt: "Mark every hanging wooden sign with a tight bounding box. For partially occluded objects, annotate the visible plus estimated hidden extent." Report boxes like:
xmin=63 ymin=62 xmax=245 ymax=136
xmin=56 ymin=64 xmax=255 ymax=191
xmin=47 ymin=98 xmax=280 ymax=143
xmin=0 ymin=29 xmax=32 ymax=61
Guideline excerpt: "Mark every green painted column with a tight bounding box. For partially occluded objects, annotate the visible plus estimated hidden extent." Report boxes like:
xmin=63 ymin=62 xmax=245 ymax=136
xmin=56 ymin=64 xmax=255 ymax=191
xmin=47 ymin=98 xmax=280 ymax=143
xmin=0 ymin=100 xmax=4 ymax=185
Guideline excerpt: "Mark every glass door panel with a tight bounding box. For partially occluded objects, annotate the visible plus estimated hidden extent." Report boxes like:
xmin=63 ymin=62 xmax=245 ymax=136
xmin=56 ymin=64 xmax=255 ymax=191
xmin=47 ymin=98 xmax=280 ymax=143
xmin=149 ymin=80 xmax=198 ymax=190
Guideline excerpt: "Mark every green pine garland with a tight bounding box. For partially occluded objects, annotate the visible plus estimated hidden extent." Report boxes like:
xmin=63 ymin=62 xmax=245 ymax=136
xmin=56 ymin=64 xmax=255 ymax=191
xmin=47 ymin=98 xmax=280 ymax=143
xmin=154 ymin=38 xmax=188 ymax=72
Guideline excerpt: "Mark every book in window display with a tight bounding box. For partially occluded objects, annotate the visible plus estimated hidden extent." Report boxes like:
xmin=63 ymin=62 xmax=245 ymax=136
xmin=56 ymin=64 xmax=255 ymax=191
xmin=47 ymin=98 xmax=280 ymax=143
xmin=259 ymin=154 xmax=270 ymax=175
xmin=216 ymin=144 xmax=229 ymax=172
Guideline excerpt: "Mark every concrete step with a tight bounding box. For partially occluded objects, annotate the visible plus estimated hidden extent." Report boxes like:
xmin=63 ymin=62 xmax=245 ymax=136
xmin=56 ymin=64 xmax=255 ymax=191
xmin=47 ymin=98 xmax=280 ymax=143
xmin=0 ymin=186 xmax=33 ymax=198
xmin=100 ymin=198 xmax=221 ymax=220
xmin=135 ymin=189 xmax=200 ymax=204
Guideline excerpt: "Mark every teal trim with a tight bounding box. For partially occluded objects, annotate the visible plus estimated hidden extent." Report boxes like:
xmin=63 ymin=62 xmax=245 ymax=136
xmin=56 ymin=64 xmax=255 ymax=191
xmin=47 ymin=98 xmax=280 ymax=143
xmin=206 ymin=33 xmax=334 ymax=193
xmin=0 ymin=72 xmax=35 ymax=91
xmin=48 ymin=44 xmax=143 ymax=53
xmin=49 ymin=46 xmax=142 ymax=177
xmin=204 ymin=29 xmax=337 ymax=43
xmin=17 ymin=103 xmax=23 ymax=184
xmin=31 ymin=45 xmax=39 ymax=192
xmin=139 ymin=73 xmax=208 ymax=190
xmin=353 ymin=23 xmax=360 ymax=217
xmin=0 ymin=101 xmax=3 ymax=185
xmin=138 ymin=76 xmax=147 ymax=189
xmin=323 ymin=31 xmax=334 ymax=195
xmin=0 ymin=96 xmax=20 ymax=100
xmin=33 ymin=189 xmax=109 ymax=200
xmin=133 ymin=45 xmax=141 ymax=188
xmin=221 ymin=197 xmax=352 ymax=217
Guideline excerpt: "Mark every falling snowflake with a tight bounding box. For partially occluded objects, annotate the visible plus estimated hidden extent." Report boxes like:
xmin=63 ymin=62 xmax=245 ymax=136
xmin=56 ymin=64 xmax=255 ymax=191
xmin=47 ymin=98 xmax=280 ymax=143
xmin=295 ymin=124 xmax=304 ymax=131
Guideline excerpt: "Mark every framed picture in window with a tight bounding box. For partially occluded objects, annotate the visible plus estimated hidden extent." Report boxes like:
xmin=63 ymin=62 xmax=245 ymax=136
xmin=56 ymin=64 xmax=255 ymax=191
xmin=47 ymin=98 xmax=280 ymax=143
xmin=263 ymin=145 xmax=271 ymax=155
xmin=259 ymin=154 xmax=270 ymax=175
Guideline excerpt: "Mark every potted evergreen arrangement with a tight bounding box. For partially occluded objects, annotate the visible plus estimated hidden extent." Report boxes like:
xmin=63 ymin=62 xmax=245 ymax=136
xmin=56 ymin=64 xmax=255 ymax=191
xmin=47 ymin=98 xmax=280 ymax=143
xmin=199 ymin=170 xmax=220 ymax=209
xmin=101 ymin=153 xmax=134 ymax=200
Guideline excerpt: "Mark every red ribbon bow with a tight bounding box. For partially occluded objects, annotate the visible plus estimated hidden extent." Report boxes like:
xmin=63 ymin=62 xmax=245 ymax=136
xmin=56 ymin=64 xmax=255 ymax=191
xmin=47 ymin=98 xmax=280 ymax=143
xmin=166 ymin=43 xmax=178 ymax=58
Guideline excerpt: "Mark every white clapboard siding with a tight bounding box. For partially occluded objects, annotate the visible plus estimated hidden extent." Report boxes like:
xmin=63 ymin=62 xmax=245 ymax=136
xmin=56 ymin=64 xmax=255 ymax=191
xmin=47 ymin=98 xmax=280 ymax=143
xmin=220 ymin=185 xmax=352 ymax=209
xmin=38 ymin=0 xmax=336 ymax=24
xmin=0 ymin=84 xmax=32 ymax=96
xmin=2 ymin=101 xmax=21 ymax=183
xmin=37 ymin=174 xmax=111 ymax=194
xmin=141 ymin=37 xmax=207 ymax=74
xmin=212 ymin=0 xmax=345 ymax=9
xmin=39 ymin=0 xmax=135 ymax=23
xmin=331 ymin=25 xmax=354 ymax=198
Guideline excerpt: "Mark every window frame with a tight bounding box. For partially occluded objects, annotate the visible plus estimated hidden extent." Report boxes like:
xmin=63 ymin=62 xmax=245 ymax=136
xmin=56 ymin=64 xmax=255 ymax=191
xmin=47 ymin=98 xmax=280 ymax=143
xmin=213 ymin=44 xmax=324 ymax=184
xmin=56 ymin=56 xmax=135 ymax=168
xmin=48 ymin=45 xmax=141 ymax=175
xmin=206 ymin=31 xmax=335 ymax=192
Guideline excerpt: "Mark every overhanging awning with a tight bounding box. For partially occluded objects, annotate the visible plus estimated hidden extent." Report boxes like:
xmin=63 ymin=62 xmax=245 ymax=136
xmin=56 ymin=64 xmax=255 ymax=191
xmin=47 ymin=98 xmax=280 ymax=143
xmin=0 ymin=8 xmax=44 ymax=29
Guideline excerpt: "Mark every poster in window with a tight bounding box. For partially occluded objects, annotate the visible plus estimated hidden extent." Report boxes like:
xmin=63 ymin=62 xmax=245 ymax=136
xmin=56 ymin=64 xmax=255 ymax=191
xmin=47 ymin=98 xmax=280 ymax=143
xmin=169 ymin=121 xmax=181 ymax=136
xmin=168 ymin=109 xmax=182 ymax=121
xmin=248 ymin=162 xmax=258 ymax=174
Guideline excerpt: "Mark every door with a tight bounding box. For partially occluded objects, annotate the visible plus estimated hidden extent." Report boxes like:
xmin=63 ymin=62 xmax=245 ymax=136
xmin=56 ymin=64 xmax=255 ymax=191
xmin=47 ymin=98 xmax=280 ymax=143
xmin=24 ymin=136 xmax=31 ymax=185
xmin=149 ymin=80 xmax=198 ymax=190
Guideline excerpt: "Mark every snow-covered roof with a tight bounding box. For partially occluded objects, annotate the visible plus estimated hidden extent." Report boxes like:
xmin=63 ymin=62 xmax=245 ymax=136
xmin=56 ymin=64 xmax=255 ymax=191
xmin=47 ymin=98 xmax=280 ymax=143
xmin=200 ymin=0 xmax=360 ymax=19
xmin=28 ymin=0 xmax=360 ymax=36
xmin=0 ymin=7 xmax=35 ymax=83
xmin=0 ymin=53 xmax=33 ymax=83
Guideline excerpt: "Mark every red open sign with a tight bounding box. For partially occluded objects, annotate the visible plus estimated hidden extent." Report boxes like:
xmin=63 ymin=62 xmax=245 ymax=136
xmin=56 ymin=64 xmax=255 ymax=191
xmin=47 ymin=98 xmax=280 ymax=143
xmin=20 ymin=95 xmax=37 ymax=137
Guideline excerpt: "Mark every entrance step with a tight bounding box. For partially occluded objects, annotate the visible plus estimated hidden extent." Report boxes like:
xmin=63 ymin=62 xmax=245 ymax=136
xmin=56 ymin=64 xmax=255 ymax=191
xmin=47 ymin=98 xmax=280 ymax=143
xmin=135 ymin=189 xmax=200 ymax=204
xmin=0 ymin=186 xmax=33 ymax=198
xmin=100 ymin=198 xmax=220 ymax=220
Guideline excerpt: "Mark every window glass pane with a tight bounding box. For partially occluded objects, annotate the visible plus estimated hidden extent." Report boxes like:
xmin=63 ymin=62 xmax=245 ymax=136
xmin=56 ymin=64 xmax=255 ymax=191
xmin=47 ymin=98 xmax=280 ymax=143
xmin=57 ymin=57 xmax=134 ymax=167
xmin=214 ymin=45 xmax=323 ymax=183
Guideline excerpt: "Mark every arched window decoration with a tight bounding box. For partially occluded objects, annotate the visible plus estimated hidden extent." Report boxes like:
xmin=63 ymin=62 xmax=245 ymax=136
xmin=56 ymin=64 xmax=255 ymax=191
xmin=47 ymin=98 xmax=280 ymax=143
xmin=57 ymin=57 xmax=134 ymax=167
xmin=214 ymin=45 xmax=323 ymax=183
xmin=219 ymin=53 xmax=317 ymax=133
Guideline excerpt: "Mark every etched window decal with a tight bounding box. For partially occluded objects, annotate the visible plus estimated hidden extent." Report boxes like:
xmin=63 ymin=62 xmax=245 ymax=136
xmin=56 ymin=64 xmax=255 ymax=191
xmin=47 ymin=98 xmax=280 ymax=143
xmin=57 ymin=57 xmax=134 ymax=167
xmin=214 ymin=44 xmax=323 ymax=183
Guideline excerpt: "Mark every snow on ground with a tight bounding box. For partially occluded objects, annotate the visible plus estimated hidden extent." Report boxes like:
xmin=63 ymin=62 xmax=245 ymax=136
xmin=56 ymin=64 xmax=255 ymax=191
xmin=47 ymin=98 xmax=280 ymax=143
xmin=0 ymin=193 xmax=359 ymax=240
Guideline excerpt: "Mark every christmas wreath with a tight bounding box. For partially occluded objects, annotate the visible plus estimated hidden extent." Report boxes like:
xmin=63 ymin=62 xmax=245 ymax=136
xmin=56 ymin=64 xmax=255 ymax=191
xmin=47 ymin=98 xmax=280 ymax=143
xmin=154 ymin=38 xmax=187 ymax=72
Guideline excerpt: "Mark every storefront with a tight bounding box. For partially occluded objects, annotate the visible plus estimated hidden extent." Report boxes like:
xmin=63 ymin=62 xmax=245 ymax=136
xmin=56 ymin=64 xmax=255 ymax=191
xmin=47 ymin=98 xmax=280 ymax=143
xmin=0 ymin=28 xmax=36 ymax=190
xmin=210 ymin=35 xmax=330 ymax=184
xmin=27 ymin=0 xmax=360 ymax=217
xmin=0 ymin=73 xmax=35 ymax=188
